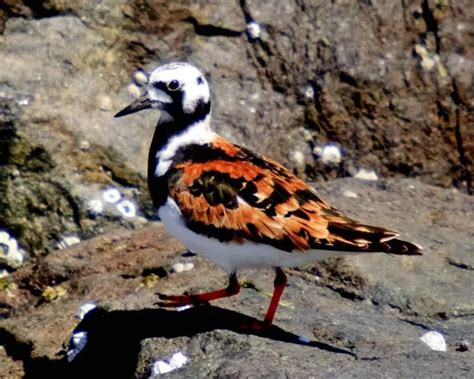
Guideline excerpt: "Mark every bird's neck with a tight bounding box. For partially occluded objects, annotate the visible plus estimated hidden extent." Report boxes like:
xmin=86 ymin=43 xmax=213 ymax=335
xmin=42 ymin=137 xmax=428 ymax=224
xmin=148 ymin=102 xmax=213 ymax=180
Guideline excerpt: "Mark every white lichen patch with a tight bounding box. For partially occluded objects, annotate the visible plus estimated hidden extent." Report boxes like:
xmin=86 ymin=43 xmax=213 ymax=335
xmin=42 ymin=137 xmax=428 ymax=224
xmin=414 ymin=44 xmax=448 ymax=80
xmin=87 ymin=198 xmax=104 ymax=216
xmin=151 ymin=352 xmax=189 ymax=376
xmin=127 ymin=83 xmax=141 ymax=98
xmin=76 ymin=302 xmax=97 ymax=320
xmin=102 ymin=188 xmax=122 ymax=203
xmin=0 ymin=230 xmax=26 ymax=269
xmin=16 ymin=95 xmax=31 ymax=106
xmin=67 ymin=331 xmax=88 ymax=362
xmin=56 ymin=235 xmax=81 ymax=250
xmin=79 ymin=139 xmax=90 ymax=151
xmin=246 ymin=22 xmax=261 ymax=40
xmin=314 ymin=144 xmax=342 ymax=165
xmin=182 ymin=262 xmax=194 ymax=271
xmin=414 ymin=44 xmax=436 ymax=71
xmin=420 ymin=331 xmax=447 ymax=352
xmin=304 ymin=85 xmax=314 ymax=99
xmin=343 ymin=190 xmax=358 ymax=199
xmin=353 ymin=168 xmax=378 ymax=181
xmin=99 ymin=95 xmax=113 ymax=111
xmin=116 ymin=199 xmax=136 ymax=218
xmin=172 ymin=262 xmax=185 ymax=273
xmin=172 ymin=262 xmax=194 ymax=273
xmin=290 ymin=150 xmax=305 ymax=168
xmin=133 ymin=69 xmax=148 ymax=86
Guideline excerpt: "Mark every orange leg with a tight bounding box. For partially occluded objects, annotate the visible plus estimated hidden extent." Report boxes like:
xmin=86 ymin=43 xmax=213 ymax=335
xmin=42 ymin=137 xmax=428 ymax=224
xmin=241 ymin=267 xmax=288 ymax=331
xmin=157 ymin=272 xmax=240 ymax=307
xmin=263 ymin=267 xmax=287 ymax=326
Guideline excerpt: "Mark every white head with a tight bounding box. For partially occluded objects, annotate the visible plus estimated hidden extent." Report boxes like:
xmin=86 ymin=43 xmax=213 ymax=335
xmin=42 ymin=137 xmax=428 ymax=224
xmin=115 ymin=62 xmax=211 ymax=122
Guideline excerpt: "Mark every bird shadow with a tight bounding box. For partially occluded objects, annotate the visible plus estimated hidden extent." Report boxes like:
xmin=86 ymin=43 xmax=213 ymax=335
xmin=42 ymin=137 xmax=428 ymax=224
xmin=22 ymin=305 xmax=354 ymax=378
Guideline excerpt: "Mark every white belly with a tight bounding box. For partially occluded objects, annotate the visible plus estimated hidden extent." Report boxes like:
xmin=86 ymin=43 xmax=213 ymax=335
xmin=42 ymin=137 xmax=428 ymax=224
xmin=158 ymin=198 xmax=354 ymax=273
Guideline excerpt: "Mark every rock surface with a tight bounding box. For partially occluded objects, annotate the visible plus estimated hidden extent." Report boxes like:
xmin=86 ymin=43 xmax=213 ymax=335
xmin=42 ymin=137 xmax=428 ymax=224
xmin=0 ymin=2 xmax=473 ymax=377
xmin=0 ymin=178 xmax=473 ymax=378
xmin=0 ymin=0 xmax=473 ymax=260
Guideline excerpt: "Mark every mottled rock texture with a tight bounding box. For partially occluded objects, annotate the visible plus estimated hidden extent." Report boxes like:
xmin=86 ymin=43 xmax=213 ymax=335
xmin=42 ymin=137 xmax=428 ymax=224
xmin=0 ymin=1 xmax=473 ymax=377
xmin=0 ymin=0 xmax=473 ymax=256
xmin=0 ymin=179 xmax=473 ymax=378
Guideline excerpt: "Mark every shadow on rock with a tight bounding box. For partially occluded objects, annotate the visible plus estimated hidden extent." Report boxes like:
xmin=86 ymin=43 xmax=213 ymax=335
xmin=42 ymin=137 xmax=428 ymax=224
xmin=22 ymin=305 xmax=354 ymax=378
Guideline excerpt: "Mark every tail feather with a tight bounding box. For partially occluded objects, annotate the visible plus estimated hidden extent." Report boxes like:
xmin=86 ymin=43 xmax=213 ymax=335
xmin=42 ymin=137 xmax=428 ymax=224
xmin=370 ymin=238 xmax=423 ymax=255
xmin=324 ymin=222 xmax=422 ymax=255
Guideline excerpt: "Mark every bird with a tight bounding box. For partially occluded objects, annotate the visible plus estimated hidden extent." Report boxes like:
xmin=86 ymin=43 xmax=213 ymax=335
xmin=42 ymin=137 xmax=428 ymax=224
xmin=115 ymin=62 xmax=422 ymax=329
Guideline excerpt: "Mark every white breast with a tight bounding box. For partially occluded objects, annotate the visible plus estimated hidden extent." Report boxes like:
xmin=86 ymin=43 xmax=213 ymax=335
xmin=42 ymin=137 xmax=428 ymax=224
xmin=158 ymin=197 xmax=351 ymax=273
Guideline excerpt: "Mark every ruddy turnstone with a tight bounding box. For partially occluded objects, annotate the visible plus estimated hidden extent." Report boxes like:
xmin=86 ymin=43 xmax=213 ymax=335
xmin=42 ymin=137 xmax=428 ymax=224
xmin=115 ymin=63 xmax=422 ymax=328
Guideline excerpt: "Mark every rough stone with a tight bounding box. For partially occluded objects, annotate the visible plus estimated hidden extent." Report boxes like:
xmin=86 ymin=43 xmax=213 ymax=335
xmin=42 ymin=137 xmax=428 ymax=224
xmin=0 ymin=2 xmax=473 ymax=376
xmin=1 ymin=1 xmax=473 ymax=261
xmin=0 ymin=179 xmax=472 ymax=378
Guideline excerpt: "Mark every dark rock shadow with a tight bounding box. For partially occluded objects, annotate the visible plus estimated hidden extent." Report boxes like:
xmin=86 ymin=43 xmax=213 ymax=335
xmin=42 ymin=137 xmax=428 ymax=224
xmin=22 ymin=305 xmax=354 ymax=378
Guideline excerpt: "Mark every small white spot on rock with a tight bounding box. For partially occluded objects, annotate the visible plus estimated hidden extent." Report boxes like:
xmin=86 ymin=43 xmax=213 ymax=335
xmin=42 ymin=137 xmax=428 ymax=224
xmin=172 ymin=262 xmax=185 ymax=273
xmin=79 ymin=140 xmax=90 ymax=151
xmin=290 ymin=150 xmax=305 ymax=167
xmin=343 ymin=190 xmax=358 ymax=199
xmin=102 ymin=188 xmax=122 ymax=203
xmin=414 ymin=44 xmax=436 ymax=71
xmin=116 ymin=199 xmax=136 ymax=218
xmin=76 ymin=302 xmax=97 ymax=320
xmin=420 ymin=331 xmax=447 ymax=352
xmin=153 ymin=360 xmax=173 ymax=375
xmin=0 ymin=230 xmax=26 ymax=269
xmin=152 ymin=352 xmax=189 ymax=375
xmin=182 ymin=262 xmax=194 ymax=271
xmin=304 ymin=85 xmax=314 ymax=99
xmin=67 ymin=331 xmax=88 ymax=362
xmin=458 ymin=339 xmax=470 ymax=352
xmin=99 ymin=96 xmax=113 ymax=111
xmin=87 ymin=199 xmax=104 ymax=216
xmin=354 ymin=168 xmax=378 ymax=181
xmin=250 ymin=92 xmax=260 ymax=101
xmin=172 ymin=262 xmax=194 ymax=273
xmin=133 ymin=69 xmax=148 ymax=86
xmin=169 ymin=352 xmax=188 ymax=369
xmin=127 ymin=84 xmax=141 ymax=98
xmin=246 ymin=22 xmax=261 ymax=39
xmin=57 ymin=235 xmax=81 ymax=250
xmin=16 ymin=95 xmax=31 ymax=107
xmin=314 ymin=144 xmax=342 ymax=165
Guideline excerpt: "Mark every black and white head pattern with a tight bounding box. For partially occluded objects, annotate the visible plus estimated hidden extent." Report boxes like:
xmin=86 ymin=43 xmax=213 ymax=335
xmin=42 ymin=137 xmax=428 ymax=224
xmin=148 ymin=62 xmax=210 ymax=116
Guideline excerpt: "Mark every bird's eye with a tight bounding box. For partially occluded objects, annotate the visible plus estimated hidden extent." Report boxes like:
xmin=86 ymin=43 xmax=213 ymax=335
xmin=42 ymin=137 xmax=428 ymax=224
xmin=167 ymin=80 xmax=181 ymax=91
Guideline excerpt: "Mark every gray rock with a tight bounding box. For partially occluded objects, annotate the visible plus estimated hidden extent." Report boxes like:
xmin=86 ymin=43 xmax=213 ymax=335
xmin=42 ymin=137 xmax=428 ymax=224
xmin=0 ymin=179 xmax=472 ymax=378
xmin=1 ymin=1 xmax=473 ymax=260
xmin=0 ymin=2 xmax=473 ymax=376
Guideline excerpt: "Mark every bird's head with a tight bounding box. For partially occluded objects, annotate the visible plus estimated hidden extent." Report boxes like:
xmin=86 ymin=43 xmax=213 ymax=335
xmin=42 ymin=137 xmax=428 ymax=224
xmin=115 ymin=62 xmax=211 ymax=122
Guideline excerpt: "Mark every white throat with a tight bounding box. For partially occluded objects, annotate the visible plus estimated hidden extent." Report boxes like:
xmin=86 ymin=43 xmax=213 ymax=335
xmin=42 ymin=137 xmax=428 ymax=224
xmin=155 ymin=115 xmax=214 ymax=177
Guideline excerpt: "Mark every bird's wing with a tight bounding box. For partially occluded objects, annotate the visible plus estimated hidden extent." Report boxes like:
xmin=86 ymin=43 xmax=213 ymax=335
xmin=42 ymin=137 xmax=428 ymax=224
xmin=168 ymin=137 xmax=421 ymax=254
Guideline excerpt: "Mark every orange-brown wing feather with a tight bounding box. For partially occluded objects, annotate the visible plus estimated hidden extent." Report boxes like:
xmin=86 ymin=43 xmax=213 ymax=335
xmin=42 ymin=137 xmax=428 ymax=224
xmin=169 ymin=137 xmax=421 ymax=255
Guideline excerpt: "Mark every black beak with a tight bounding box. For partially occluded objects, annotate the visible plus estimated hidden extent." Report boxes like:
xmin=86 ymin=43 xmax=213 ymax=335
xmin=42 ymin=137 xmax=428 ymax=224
xmin=114 ymin=93 xmax=154 ymax=118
